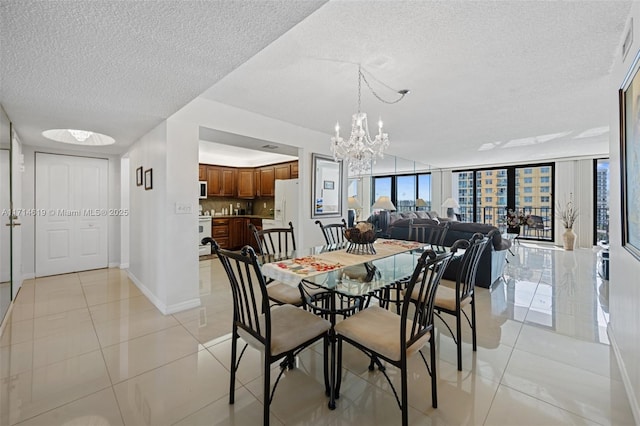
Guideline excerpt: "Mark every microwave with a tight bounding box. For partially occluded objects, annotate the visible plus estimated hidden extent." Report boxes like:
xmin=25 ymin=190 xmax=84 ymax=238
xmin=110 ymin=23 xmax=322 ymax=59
xmin=199 ymin=181 xmax=207 ymax=199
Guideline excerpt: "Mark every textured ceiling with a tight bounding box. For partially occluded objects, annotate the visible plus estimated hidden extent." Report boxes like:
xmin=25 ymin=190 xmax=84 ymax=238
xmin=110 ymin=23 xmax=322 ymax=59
xmin=0 ymin=0 xmax=326 ymax=154
xmin=0 ymin=1 xmax=633 ymax=169
xmin=202 ymin=0 xmax=633 ymax=169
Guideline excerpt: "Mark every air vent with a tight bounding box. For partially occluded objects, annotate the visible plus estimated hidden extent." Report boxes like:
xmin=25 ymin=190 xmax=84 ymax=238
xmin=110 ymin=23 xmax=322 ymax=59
xmin=261 ymin=144 xmax=279 ymax=150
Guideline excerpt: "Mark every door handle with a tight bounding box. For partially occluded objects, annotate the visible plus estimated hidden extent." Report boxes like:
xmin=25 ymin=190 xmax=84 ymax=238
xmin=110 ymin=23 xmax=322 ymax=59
xmin=5 ymin=222 xmax=21 ymax=226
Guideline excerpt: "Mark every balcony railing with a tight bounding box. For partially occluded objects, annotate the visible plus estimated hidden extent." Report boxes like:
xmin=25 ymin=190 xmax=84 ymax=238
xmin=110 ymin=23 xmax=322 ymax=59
xmin=460 ymin=205 xmax=553 ymax=241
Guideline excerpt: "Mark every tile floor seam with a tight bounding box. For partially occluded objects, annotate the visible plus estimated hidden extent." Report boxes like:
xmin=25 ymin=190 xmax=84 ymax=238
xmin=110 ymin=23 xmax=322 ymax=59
xmin=9 ymin=386 xmax=115 ymax=426
xmin=107 ymin=345 xmax=214 ymax=386
xmin=94 ymin=316 xmax=180 ymax=349
xmin=168 ymin=387 xmax=241 ymax=426
xmin=496 ymin=382 xmax=609 ymax=426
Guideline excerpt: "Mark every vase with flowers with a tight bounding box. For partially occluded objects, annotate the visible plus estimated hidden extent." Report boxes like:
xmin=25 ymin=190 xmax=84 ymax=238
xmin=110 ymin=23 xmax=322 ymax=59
xmin=556 ymin=196 xmax=579 ymax=250
xmin=505 ymin=208 xmax=531 ymax=235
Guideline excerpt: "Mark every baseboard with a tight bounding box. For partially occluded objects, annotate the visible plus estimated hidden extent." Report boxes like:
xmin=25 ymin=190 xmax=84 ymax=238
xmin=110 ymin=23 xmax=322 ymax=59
xmin=22 ymin=273 xmax=35 ymax=280
xmin=108 ymin=262 xmax=119 ymax=268
xmin=164 ymin=298 xmax=201 ymax=315
xmin=608 ymin=322 xmax=640 ymax=424
xmin=127 ymin=271 xmax=200 ymax=315
xmin=119 ymin=263 xmax=129 ymax=269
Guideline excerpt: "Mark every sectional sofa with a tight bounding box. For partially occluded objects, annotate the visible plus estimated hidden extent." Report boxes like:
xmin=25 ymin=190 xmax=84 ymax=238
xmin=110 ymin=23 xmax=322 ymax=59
xmin=384 ymin=212 xmax=511 ymax=288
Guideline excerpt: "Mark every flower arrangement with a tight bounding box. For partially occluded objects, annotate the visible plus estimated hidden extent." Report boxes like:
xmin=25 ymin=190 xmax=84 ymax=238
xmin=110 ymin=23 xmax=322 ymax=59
xmin=556 ymin=197 xmax=579 ymax=229
xmin=506 ymin=209 xmax=532 ymax=227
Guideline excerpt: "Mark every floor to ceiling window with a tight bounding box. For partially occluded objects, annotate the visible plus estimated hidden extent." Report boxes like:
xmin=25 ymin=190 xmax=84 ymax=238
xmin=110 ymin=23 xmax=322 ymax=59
xmin=453 ymin=163 xmax=554 ymax=241
xmin=594 ymin=159 xmax=609 ymax=243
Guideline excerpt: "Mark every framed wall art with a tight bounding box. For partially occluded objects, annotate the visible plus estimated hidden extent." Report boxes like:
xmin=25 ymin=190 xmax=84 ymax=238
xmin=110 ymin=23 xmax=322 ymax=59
xmin=136 ymin=166 xmax=143 ymax=186
xmin=144 ymin=168 xmax=153 ymax=190
xmin=619 ymin=50 xmax=640 ymax=261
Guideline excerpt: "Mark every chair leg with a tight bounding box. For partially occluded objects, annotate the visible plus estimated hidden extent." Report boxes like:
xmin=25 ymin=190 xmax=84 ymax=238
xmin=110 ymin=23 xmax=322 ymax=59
xmin=323 ymin=334 xmax=330 ymax=396
xmin=430 ymin=333 xmax=438 ymax=408
xmin=471 ymin=296 xmax=477 ymax=352
xmin=263 ymin=354 xmax=271 ymax=426
xmin=229 ymin=329 xmax=238 ymax=404
xmin=456 ymin=309 xmax=463 ymax=371
xmin=329 ymin=334 xmax=337 ymax=410
xmin=401 ymin=358 xmax=408 ymax=426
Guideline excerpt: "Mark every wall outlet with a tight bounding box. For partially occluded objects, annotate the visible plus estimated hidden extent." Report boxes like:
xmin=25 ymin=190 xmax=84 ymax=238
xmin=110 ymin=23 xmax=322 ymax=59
xmin=263 ymin=202 xmax=267 ymax=208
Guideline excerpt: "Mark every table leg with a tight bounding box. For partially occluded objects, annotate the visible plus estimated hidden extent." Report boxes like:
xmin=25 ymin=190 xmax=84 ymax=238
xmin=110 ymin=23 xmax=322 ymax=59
xmin=328 ymin=290 xmax=338 ymax=410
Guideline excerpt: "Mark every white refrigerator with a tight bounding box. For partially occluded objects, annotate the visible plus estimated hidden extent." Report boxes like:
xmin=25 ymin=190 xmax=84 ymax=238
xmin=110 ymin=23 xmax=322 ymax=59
xmin=267 ymin=179 xmax=299 ymax=232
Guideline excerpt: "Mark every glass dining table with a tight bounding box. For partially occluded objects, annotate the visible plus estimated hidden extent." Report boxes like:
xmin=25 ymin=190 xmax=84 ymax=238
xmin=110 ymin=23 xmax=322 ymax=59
xmin=258 ymin=238 xmax=446 ymax=409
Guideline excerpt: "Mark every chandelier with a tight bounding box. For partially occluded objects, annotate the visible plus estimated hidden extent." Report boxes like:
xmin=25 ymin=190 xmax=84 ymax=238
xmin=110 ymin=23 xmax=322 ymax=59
xmin=330 ymin=65 xmax=408 ymax=174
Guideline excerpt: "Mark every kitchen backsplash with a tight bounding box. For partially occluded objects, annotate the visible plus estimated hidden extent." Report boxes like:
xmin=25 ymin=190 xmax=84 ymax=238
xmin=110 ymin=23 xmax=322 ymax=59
xmin=199 ymin=197 xmax=274 ymax=217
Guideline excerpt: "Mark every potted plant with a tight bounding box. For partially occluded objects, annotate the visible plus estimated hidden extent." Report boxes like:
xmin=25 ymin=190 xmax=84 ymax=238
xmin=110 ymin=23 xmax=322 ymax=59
xmin=505 ymin=208 xmax=531 ymax=234
xmin=556 ymin=196 xmax=579 ymax=250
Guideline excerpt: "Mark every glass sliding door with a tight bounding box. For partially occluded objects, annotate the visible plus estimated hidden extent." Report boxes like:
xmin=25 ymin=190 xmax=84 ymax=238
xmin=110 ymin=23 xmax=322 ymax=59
xmin=452 ymin=163 xmax=554 ymax=241
xmin=515 ymin=165 xmax=553 ymax=240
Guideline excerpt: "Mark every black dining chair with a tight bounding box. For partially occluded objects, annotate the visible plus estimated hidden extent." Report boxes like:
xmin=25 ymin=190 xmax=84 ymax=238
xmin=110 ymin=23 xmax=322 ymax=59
xmin=333 ymin=249 xmax=454 ymax=425
xmin=206 ymin=238 xmax=331 ymax=426
xmin=408 ymin=219 xmax=450 ymax=252
xmin=248 ymin=221 xmax=302 ymax=306
xmin=428 ymin=232 xmax=489 ymax=371
xmin=315 ymin=218 xmax=347 ymax=245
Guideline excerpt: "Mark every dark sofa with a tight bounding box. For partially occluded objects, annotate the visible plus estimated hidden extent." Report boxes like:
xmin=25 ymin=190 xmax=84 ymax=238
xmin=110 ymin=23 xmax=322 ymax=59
xmin=387 ymin=218 xmax=511 ymax=288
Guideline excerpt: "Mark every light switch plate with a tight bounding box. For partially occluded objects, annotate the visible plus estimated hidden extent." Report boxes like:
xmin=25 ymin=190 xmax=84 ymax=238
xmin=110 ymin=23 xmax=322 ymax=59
xmin=175 ymin=203 xmax=192 ymax=214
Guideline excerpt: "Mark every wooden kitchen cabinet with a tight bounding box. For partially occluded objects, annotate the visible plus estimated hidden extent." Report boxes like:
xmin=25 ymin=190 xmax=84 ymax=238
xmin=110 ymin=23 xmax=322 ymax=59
xmin=258 ymin=167 xmax=275 ymax=197
xmin=211 ymin=218 xmax=230 ymax=249
xmin=206 ymin=165 xmax=236 ymax=197
xmin=206 ymin=166 xmax=221 ymax=196
xmin=274 ymin=163 xmax=291 ymax=180
xmin=290 ymin=161 xmax=298 ymax=178
xmin=220 ymin=168 xmax=236 ymax=196
xmin=199 ymin=164 xmax=207 ymax=181
xmin=229 ymin=218 xmax=247 ymax=249
xmin=237 ymin=168 xmax=255 ymax=198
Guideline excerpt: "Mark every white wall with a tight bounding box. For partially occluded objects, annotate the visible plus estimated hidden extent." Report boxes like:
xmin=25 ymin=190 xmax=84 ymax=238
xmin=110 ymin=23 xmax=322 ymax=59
xmin=608 ymin=3 xmax=640 ymax=422
xmin=20 ymin=145 xmax=121 ymax=277
xmin=554 ymin=159 xmax=594 ymax=249
xmin=126 ymin=121 xmax=200 ymax=314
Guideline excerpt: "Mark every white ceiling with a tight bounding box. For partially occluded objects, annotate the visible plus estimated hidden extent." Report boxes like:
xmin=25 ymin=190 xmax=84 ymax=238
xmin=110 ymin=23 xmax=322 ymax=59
xmin=0 ymin=0 xmax=326 ymax=154
xmin=0 ymin=1 xmax=633 ymax=169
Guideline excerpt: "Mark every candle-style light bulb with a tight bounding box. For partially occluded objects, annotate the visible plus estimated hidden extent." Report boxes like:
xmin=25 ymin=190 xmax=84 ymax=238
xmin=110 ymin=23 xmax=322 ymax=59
xmin=335 ymin=122 xmax=340 ymax=137
xmin=378 ymin=118 xmax=383 ymax=136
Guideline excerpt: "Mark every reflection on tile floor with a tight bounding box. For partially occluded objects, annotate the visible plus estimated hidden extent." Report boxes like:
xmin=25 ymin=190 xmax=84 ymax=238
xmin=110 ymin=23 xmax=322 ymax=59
xmin=0 ymin=243 xmax=635 ymax=425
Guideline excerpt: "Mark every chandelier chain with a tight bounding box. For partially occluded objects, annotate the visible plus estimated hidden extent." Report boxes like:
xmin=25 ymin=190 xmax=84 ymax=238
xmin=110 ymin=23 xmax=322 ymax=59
xmin=359 ymin=68 xmax=406 ymax=105
xmin=357 ymin=65 xmax=362 ymax=113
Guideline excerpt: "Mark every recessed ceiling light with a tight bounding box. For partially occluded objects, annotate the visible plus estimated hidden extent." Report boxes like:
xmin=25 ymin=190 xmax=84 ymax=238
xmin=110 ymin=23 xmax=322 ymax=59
xmin=42 ymin=129 xmax=115 ymax=146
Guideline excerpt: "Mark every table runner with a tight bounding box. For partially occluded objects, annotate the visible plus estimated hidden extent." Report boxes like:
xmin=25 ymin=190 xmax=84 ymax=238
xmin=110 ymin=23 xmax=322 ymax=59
xmin=261 ymin=239 xmax=424 ymax=286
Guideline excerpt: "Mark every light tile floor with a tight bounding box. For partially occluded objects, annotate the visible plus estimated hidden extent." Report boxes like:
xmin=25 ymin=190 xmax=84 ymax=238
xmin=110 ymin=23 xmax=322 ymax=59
xmin=0 ymin=242 xmax=635 ymax=425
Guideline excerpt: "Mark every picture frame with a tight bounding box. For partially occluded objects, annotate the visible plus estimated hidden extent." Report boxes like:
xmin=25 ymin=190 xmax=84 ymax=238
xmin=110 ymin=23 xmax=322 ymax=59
xmin=144 ymin=168 xmax=153 ymax=190
xmin=619 ymin=49 xmax=640 ymax=261
xmin=311 ymin=153 xmax=342 ymax=218
xmin=136 ymin=166 xmax=143 ymax=186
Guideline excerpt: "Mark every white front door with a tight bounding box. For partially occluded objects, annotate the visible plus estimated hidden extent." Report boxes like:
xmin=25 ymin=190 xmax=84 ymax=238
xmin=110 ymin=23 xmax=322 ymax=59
xmin=35 ymin=153 xmax=108 ymax=277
